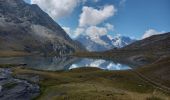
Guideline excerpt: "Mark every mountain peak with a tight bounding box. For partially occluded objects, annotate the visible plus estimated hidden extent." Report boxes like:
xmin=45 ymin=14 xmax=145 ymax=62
xmin=76 ymin=34 xmax=136 ymax=51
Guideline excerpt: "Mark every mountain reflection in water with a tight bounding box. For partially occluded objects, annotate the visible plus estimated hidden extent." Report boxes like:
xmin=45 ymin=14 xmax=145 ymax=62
xmin=0 ymin=57 xmax=131 ymax=71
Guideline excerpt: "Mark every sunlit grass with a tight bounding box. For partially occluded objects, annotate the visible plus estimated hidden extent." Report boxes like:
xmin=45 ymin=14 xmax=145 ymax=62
xmin=9 ymin=67 xmax=169 ymax=100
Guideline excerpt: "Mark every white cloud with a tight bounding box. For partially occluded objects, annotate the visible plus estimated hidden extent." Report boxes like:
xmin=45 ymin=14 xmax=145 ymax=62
xmin=31 ymin=0 xmax=82 ymax=20
xmin=62 ymin=27 xmax=71 ymax=35
xmin=85 ymin=26 xmax=107 ymax=37
xmin=64 ymin=25 xmax=110 ymax=39
xmin=142 ymin=29 xmax=163 ymax=39
xmin=105 ymin=23 xmax=114 ymax=31
xmin=65 ymin=22 xmax=117 ymax=38
xmin=63 ymin=27 xmax=85 ymax=38
xmin=74 ymin=28 xmax=85 ymax=37
xmin=85 ymin=26 xmax=108 ymax=45
xmin=79 ymin=5 xmax=117 ymax=27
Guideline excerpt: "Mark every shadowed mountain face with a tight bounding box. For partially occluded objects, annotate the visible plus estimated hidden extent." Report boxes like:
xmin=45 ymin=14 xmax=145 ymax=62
xmin=122 ymin=32 xmax=170 ymax=53
xmin=98 ymin=32 xmax=170 ymax=66
xmin=0 ymin=0 xmax=84 ymax=56
xmin=122 ymin=32 xmax=170 ymax=63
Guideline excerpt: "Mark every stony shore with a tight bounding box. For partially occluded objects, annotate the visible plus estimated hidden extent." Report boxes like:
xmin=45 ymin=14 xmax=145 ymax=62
xmin=0 ymin=68 xmax=40 ymax=100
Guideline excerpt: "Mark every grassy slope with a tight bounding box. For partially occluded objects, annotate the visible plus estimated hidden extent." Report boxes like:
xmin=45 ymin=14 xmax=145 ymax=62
xmin=0 ymin=50 xmax=169 ymax=99
xmin=138 ymin=57 xmax=170 ymax=89
xmin=7 ymin=66 xmax=168 ymax=100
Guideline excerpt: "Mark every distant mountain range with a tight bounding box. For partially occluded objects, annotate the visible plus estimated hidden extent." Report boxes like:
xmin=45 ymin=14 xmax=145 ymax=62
xmin=0 ymin=0 xmax=84 ymax=56
xmin=122 ymin=32 xmax=170 ymax=52
xmin=76 ymin=34 xmax=135 ymax=51
xmin=104 ymin=32 xmax=170 ymax=66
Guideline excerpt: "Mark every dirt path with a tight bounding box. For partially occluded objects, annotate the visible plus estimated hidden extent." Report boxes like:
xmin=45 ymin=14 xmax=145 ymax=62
xmin=130 ymin=69 xmax=170 ymax=93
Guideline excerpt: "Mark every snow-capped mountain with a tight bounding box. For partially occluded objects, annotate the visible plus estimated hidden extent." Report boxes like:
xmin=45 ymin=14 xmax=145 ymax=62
xmin=76 ymin=34 xmax=136 ymax=51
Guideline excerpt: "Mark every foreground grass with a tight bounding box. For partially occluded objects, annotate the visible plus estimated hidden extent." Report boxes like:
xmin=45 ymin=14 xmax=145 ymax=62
xmin=0 ymin=53 xmax=170 ymax=100
xmin=6 ymin=66 xmax=168 ymax=100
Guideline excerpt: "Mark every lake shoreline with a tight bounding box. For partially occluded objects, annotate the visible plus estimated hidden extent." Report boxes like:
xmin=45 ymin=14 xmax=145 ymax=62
xmin=0 ymin=63 xmax=169 ymax=100
xmin=0 ymin=53 xmax=169 ymax=100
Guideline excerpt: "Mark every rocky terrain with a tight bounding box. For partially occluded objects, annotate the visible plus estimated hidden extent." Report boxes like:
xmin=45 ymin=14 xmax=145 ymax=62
xmin=0 ymin=68 xmax=39 ymax=100
xmin=0 ymin=0 xmax=84 ymax=56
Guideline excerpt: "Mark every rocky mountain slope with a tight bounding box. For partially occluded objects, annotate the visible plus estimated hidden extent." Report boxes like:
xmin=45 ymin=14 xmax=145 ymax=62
xmin=122 ymin=32 xmax=170 ymax=52
xmin=76 ymin=34 xmax=135 ymax=51
xmin=0 ymin=0 xmax=84 ymax=56
xmin=107 ymin=32 xmax=170 ymax=65
xmin=119 ymin=32 xmax=170 ymax=59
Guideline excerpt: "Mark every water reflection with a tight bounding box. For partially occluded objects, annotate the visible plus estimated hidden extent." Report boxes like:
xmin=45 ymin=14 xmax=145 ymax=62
xmin=0 ymin=57 xmax=131 ymax=71
xmin=69 ymin=58 xmax=131 ymax=70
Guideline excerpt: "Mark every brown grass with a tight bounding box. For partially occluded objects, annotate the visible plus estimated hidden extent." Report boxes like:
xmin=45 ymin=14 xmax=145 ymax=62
xmin=138 ymin=57 xmax=170 ymax=88
xmin=10 ymin=67 xmax=170 ymax=100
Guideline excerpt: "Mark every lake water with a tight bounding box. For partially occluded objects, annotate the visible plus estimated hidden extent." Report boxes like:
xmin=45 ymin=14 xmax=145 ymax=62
xmin=0 ymin=57 xmax=131 ymax=71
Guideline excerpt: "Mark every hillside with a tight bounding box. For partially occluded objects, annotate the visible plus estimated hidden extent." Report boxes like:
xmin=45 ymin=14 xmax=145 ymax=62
xmin=0 ymin=0 xmax=84 ymax=56
xmin=103 ymin=32 xmax=170 ymax=62
xmin=73 ymin=32 xmax=170 ymax=97
xmin=122 ymin=32 xmax=170 ymax=53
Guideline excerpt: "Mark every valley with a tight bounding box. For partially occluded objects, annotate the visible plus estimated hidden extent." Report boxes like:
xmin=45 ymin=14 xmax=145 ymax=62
xmin=0 ymin=0 xmax=169 ymax=100
xmin=0 ymin=57 xmax=170 ymax=100
xmin=0 ymin=32 xmax=170 ymax=100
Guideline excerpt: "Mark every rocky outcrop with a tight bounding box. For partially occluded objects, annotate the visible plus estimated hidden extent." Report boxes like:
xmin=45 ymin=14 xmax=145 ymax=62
xmin=0 ymin=68 xmax=40 ymax=100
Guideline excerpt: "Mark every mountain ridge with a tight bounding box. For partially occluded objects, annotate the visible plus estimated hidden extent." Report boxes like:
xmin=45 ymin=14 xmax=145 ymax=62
xmin=76 ymin=34 xmax=135 ymax=51
xmin=0 ymin=0 xmax=85 ymax=56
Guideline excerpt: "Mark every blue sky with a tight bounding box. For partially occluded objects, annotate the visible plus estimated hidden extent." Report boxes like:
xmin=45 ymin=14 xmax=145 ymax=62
xmin=25 ymin=0 xmax=170 ymax=39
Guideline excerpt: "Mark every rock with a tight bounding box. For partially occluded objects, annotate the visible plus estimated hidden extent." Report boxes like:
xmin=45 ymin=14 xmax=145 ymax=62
xmin=0 ymin=68 xmax=40 ymax=100
xmin=15 ymin=74 xmax=40 ymax=83
xmin=0 ymin=85 xmax=2 ymax=92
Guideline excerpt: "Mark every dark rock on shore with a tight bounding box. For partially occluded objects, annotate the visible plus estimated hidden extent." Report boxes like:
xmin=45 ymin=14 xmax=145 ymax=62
xmin=0 ymin=68 xmax=40 ymax=100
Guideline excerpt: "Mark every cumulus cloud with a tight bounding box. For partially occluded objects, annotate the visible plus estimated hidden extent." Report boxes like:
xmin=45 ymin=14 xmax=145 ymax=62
xmin=85 ymin=26 xmax=107 ymax=37
xmin=79 ymin=5 xmax=117 ymax=27
xmin=142 ymin=29 xmax=164 ymax=39
xmin=63 ymin=25 xmax=110 ymax=39
xmin=74 ymin=28 xmax=85 ymax=37
xmin=105 ymin=23 xmax=114 ymax=31
xmin=31 ymin=0 xmax=82 ymax=20
xmin=63 ymin=27 xmax=85 ymax=38
xmin=84 ymin=26 xmax=108 ymax=45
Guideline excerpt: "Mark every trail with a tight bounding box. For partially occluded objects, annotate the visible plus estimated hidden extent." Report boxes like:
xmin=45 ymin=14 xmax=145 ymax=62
xmin=130 ymin=69 xmax=170 ymax=94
